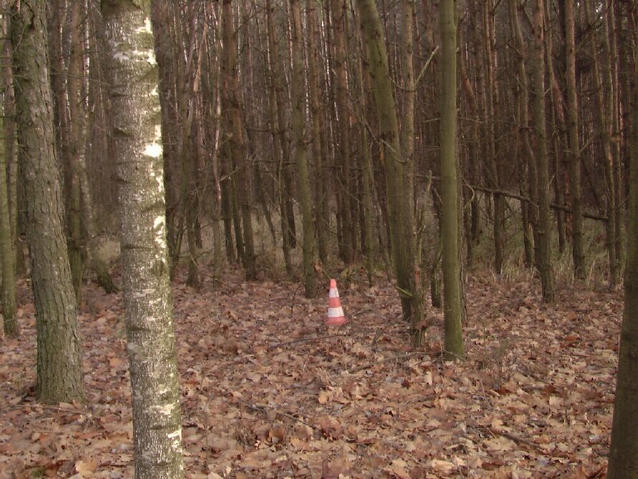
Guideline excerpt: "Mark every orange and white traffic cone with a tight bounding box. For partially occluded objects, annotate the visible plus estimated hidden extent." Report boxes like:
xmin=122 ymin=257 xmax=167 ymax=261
xmin=326 ymin=279 xmax=347 ymax=326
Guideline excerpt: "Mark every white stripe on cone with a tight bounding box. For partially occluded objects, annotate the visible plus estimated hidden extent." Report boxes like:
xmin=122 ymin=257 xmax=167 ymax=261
xmin=326 ymin=279 xmax=347 ymax=325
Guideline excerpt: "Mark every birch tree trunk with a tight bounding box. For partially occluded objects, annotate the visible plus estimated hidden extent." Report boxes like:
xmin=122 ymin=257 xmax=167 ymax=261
xmin=101 ymin=1 xmax=184 ymax=476
xmin=11 ymin=0 xmax=85 ymax=402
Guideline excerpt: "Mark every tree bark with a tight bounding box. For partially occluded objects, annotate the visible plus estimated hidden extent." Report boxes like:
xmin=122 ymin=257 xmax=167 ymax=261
xmin=306 ymin=0 xmax=329 ymax=265
xmin=331 ymin=0 xmax=355 ymax=263
xmin=440 ymin=0 xmax=464 ymax=359
xmin=530 ymin=0 xmax=555 ymax=302
xmin=587 ymin=0 xmax=618 ymax=285
xmin=356 ymin=0 xmax=424 ymax=345
xmin=564 ymin=0 xmax=584 ymax=279
xmin=102 ymin=0 xmax=184 ymax=476
xmin=290 ymin=0 xmax=318 ymax=298
xmin=0 ymin=107 xmax=16 ymax=337
xmin=400 ymin=0 xmax=416 ymax=211
xmin=265 ymin=0 xmax=294 ymax=274
xmin=0 ymin=14 xmax=17 ymax=337
xmin=222 ymin=0 xmax=256 ymax=280
xmin=483 ymin=1 xmax=505 ymax=274
xmin=607 ymin=48 xmax=638 ymax=479
xmin=510 ymin=0 xmax=537 ymax=270
xmin=11 ymin=0 xmax=85 ymax=403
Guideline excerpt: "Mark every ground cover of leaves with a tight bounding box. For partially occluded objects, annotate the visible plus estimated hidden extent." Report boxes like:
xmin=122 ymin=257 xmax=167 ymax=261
xmin=0 ymin=270 xmax=621 ymax=478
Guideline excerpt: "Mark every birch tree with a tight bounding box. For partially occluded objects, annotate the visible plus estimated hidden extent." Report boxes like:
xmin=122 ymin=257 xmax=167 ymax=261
xmin=101 ymin=0 xmax=184 ymax=477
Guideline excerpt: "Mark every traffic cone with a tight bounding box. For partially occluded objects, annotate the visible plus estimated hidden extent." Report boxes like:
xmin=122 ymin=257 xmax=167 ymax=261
xmin=326 ymin=279 xmax=347 ymax=326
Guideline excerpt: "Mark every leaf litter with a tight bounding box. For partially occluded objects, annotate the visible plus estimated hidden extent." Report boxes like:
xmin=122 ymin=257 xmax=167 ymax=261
xmin=0 ymin=272 xmax=619 ymax=478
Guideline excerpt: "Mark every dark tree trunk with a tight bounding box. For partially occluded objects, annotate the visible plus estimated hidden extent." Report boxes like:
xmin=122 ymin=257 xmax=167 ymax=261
xmin=12 ymin=0 xmax=85 ymax=403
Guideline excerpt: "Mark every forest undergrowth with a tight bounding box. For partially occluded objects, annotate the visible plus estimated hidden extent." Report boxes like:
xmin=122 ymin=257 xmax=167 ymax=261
xmin=0 ymin=268 xmax=621 ymax=478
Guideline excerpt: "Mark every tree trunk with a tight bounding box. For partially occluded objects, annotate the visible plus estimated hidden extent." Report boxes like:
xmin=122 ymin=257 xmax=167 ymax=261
xmin=0 ymin=108 xmax=16 ymax=337
xmin=440 ymin=0 xmax=464 ymax=359
xmin=400 ymin=0 xmax=416 ymax=211
xmin=222 ymin=0 xmax=256 ymax=280
xmin=48 ymin=0 xmax=85 ymax=300
xmin=354 ymin=22 xmax=377 ymax=283
xmin=68 ymin=0 xmax=89 ymax=299
xmin=291 ymin=0 xmax=318 ymax=298
xmin=510 ymin=0 xmax=537 ymax=270
xmin=306 ymin=0 xmax=329 ymax=265
xmin=331 ymin=0 xmax=355 ymax=263
xmin=150 ymin=1 xmax=181 ymax=272
xmin=265 ymin=0 xmax=294 ymax=274
xmin=587 ymin=0 xmax=618 ymax=285
xmin=607 ymin=49 xmax=638 ymax=479
xmin=0 ymin=14 xmax=17 ymax=337
xmin=356 ymin=0 xmax=424 ymax=345
xmin=102 ymin=0 xmax=184 ymax=477
xmin=11 ymin=0 xmax=85 ymax=403
xmin=483 ymin=1 xmax=505 ymax=274
xmin=564 ymin=0 xmax=584 ymax=278
xmin=530 ymin=0 xmax=555 ymax=302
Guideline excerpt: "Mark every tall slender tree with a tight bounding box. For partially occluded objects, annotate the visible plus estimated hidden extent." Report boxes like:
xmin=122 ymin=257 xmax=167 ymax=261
xmin=101 ymin=0 xmax=184 ymax=476
xmin=530 ymin=0 xmax=554 ymax=302
xmin=0 ymin=108 xmax=16 ymax=337
xmin=356 ymin=0 xmax=424 ymax=345
xmin=440 ymin=0 xmax=464 ymax=359
xmin=0 ymin=10 xmax=16 ymax=337
xmin=564 ymin=0 xmax=584 ymax=279
xmin=11 ymin=0 xmax=84 ymax=402
xmin=221 ymin=0 xmax=256 ymax=280
xmin=290 ymin=0 xmax=318 ymax=298
xmin=332 ymin=0 xmax=355 ymax=263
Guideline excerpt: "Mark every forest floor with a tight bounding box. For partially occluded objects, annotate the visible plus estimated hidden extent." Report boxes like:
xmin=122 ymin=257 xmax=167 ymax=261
xmin=0 ymin=268 xmax=621 ymax=478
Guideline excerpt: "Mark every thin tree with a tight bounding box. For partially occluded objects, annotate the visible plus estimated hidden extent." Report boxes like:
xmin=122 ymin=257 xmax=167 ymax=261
xmin=265 ymin=0 xmax=296 ymax=274
xmin=11 ymin=0 xmax=84 ymax=402
xmin=400 ymin=0 xmax=416 ymax=209
xmin=356 ymin=0 xmax=424 ymax=345
xmin=440 ymin=0 xmax=464 ymax=359
xmin=530 ymin=0 xmax=554 ymax=302
xmin=0 ymin=106 xmax=16 ymax=337
xmin=331 ymin=0 xmax=355 ymax=263
xmin=564 ymin=0 xmax=584 ymax=279
xmin=607 ymin=49 xmax=638 ymax=479
xmin=0 ymin=9 xmax=16 ymax=337
xmin=306 ymin=0 xmax=329 ymax=265
xmin=510 ymin=0 xmax=537 ymax=270
xmin=101 ymin=0 xmax=184 ymax=477
xmin=221 ymin=0 xmax=256 ymax=280
xmin=290 ymin=0 xmax=318 ymax=298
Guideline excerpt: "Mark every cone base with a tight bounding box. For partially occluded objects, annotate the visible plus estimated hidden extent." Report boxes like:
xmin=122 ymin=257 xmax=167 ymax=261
xmin=325 ymin=316 xmax=347 ymax=326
